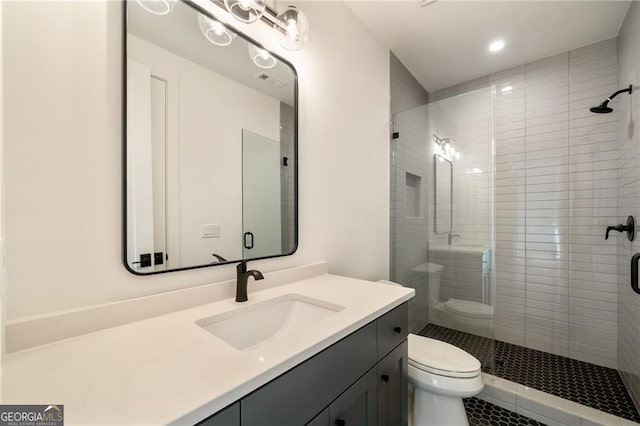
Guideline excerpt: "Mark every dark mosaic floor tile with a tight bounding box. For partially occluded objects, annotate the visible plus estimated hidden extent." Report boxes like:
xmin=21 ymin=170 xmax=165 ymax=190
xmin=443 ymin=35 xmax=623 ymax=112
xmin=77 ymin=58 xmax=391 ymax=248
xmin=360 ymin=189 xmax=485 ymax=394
xmin=420 ymin=324 xmax=640 ymax=423
xmin=464 ymin=397 xmax=546 ymax=426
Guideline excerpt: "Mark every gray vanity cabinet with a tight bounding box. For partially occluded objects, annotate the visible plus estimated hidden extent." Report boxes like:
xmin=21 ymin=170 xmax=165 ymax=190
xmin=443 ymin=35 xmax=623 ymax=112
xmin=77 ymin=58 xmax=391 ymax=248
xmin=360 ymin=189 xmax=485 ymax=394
xmin=197 ymin=302 xmax=408 ymax=426
xmin=196 ymin=402 xmax=240 ymax=426
xmin=377 ymin=341 xmax=408 ymax=426
xmin=329 ymin=368 xmax=378 ymax=426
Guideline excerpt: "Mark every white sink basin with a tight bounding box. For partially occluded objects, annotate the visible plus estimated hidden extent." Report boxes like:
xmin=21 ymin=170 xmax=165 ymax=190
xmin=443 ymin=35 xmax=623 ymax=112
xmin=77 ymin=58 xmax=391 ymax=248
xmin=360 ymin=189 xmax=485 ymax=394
xmin=196 ymin=294 xmax=345 ymax=350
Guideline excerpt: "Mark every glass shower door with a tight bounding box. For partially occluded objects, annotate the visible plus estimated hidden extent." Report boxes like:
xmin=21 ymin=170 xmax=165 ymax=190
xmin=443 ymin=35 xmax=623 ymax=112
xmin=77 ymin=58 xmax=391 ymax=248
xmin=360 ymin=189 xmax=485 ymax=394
xmin=390 ymin=86 xmax=495 ymax=368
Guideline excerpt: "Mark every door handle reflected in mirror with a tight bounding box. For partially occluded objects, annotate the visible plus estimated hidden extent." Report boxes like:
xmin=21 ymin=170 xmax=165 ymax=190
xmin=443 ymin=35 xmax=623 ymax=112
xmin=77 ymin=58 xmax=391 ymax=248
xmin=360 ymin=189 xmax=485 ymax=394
xmin=243 ymin=232 xmax=254 ymax=250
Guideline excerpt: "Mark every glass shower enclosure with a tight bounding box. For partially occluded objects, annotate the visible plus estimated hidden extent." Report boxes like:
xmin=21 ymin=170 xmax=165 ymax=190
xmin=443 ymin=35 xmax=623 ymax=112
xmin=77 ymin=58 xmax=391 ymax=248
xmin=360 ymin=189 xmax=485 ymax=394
xmin=390 ymin=87 xmax=495 ymax=365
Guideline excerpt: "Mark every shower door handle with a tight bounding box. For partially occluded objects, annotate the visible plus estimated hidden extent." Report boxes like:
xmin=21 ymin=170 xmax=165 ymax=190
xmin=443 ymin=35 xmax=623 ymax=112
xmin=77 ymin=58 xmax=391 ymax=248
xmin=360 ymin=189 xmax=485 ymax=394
xmin=631 ymin=253 xmax=640 ymax=295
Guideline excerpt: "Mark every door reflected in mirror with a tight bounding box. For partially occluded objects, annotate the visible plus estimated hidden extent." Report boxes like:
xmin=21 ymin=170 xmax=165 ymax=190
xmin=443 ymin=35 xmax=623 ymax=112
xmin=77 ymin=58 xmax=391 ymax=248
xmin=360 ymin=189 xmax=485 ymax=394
xmin=125 ymin=0 xmax=298 ymax=274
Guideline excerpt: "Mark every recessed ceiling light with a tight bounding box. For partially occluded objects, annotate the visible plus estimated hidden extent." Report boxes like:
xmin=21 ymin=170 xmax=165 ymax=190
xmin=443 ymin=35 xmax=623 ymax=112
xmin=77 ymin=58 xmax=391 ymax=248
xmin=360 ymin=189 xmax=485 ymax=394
xmin=489 ymin=39 xmax=505 ymax=53
xmin=501 ymin=85 xmax=513 ymax=93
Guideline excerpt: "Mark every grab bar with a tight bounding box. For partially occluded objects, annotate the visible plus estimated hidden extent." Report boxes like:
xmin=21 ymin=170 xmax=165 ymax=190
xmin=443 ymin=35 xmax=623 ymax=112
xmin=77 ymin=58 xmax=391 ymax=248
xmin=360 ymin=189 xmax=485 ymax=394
xmin=631 ymin=253 xmax=640 ymax=295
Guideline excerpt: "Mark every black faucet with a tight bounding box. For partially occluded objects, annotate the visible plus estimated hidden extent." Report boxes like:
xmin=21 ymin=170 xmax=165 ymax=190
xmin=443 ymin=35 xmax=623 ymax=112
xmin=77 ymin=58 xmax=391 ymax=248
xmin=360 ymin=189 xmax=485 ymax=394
xmin=236 ymin=261 xmax=264 ymax=302
xmin=210 ymin=253 xmax=228 ymax=264
xmin=605 ymin=216 xmax=636 ymax=241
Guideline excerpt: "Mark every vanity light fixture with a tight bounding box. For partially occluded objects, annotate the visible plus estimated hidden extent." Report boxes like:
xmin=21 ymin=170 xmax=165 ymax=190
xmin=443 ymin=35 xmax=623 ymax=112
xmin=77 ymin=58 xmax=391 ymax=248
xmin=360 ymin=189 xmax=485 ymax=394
xmin=275 ymin=6 xmax=309 ymax=51
xmin=198 ymin=14 xmax=236 ymax=46
xmin=135 ymin=0 xmax=176 ymax=15
xmin=224 ymin=0 xmax=267 ymax=23
xmin=248 ymin=44 xmax=277 ymax=69
xmin=433 ymin=135 xmax=460 ymax=160
xmin=210 ymin=0 xmax=310 ymax=51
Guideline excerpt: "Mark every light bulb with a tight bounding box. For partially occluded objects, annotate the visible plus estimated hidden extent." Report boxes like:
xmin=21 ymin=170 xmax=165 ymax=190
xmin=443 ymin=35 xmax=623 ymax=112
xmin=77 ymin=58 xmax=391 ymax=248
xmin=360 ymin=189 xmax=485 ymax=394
xmin=198 ymin=14 xmax=235 ymax=47
xmin=224 ymin=0 xmax=266 ymax=23
xmin=248 ymin=44 xmax=276 ymax=69
xmin=135 ymin=0 xmax=176 ymax=15
xmin=276 ymin=6 xmax=309 ymax=51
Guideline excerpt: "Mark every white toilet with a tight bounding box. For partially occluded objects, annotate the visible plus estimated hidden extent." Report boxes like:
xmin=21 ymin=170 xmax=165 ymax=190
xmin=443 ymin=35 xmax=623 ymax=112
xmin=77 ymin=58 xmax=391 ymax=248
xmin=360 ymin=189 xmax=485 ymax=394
xmin=378 ymin=280 xmax=483 ymax=425
xmin=408 ymin=334 xmax=483 ymax=426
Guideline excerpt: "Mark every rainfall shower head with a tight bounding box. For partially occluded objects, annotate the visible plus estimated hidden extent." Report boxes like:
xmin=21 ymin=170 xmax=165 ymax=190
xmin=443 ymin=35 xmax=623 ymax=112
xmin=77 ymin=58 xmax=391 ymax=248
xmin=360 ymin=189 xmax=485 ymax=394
xmin=590 ymin=102 xmax=614 ymax=114
xmin=590 ymin=85 xmax=633 ymax=114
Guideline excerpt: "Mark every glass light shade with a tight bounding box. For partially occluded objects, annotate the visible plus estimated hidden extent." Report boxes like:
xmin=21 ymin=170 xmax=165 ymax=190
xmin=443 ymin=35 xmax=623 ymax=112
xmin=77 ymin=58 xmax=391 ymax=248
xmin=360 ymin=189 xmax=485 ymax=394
xmin=247 ymin=44 xmax=277 ymax=69
xmin=135 ymin=0 xmax=176 ymax=15
xmin=276 ymin=6 xmax=309 ymax=51
xmin=224 ymin=0 xmax=266 ymax=23
xmin=198 ymin=15 xmax=235 ymax=47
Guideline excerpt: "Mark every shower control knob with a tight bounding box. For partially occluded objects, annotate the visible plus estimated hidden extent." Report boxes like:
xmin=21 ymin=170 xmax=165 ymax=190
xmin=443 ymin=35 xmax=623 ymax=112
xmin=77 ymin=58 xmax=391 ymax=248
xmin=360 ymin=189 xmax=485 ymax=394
xmin=605 ymin=216 xmax=636 ymax=241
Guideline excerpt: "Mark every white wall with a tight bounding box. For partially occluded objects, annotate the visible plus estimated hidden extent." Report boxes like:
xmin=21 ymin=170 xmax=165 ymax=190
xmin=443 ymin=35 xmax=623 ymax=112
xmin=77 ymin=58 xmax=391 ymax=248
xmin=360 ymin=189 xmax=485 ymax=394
xmin=0 ymin=1 xmax=5 ymax=369
xmin=128 ymin=35 xmax=280 ymax=268
xmin=2 ymin=1 xmax=390 ymax=320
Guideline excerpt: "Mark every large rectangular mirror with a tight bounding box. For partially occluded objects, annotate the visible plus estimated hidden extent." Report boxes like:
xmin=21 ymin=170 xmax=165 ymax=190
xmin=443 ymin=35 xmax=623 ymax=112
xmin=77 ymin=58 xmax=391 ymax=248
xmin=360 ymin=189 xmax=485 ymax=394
xmin=434 ymin=154 xmax=452 ymax=234
xmin=125 ymin=0 xmax=297 ymax=274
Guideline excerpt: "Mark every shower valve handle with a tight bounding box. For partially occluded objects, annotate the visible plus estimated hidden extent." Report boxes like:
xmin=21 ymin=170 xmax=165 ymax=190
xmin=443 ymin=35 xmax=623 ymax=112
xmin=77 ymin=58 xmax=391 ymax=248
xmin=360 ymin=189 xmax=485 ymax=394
xmin=605 ymin=216 xmax=636 ymax=241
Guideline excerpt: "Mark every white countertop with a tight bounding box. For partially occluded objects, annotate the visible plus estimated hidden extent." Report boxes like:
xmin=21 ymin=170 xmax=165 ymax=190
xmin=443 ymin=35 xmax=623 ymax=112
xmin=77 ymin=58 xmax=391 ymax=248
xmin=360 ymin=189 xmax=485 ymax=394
xmin=1 ymin=274 xmax=414 ymax=425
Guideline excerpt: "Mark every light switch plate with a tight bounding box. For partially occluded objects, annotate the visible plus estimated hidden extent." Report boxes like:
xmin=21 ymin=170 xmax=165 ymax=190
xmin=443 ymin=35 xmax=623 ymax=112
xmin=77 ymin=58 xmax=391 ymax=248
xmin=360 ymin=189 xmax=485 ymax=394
xmin=201 ymin=224 xmax=220 ymax=239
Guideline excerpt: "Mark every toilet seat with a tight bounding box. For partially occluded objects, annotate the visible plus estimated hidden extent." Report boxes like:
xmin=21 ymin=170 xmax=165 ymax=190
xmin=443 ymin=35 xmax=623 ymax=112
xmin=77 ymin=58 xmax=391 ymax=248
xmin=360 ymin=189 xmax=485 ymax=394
xmin=408 ymin=334 xmax=481 ymax=378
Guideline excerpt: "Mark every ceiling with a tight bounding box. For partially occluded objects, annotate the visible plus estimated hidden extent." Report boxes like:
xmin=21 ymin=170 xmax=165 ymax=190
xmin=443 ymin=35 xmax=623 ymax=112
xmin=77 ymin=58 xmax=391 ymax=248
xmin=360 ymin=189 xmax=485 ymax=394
xmin=346 ymin=0 xmax=631 ymax=92
xmin=128 ymin=0 xmax=295 ymax=105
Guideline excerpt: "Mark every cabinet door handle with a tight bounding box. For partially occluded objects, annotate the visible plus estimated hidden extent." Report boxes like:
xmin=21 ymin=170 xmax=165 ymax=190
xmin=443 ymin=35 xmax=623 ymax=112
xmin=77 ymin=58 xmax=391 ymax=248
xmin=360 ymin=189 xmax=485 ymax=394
xmin=393 ymin=327 xmax=402 ymax=334
xmin=381 ymin=374 xmax=390 ymax=382
xmin=632 ymin=253 xmax=640 ymax=295
xmin=335 ymin=420 xmax=346 ymax=426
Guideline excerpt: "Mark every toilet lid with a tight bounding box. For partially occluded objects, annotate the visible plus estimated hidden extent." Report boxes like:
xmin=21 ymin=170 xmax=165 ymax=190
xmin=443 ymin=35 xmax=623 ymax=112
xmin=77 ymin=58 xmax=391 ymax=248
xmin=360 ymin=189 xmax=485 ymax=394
xmin=408 ymin=334 xmax=481 ymax=378
xmin=443 ymin=299 xmax=493 ymax=318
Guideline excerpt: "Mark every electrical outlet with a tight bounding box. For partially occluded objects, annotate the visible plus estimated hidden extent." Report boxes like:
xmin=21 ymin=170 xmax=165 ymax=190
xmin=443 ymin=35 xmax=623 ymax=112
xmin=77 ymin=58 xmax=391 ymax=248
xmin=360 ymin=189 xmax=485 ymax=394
xmin=202 ymin=224 xmax=220 ymax=239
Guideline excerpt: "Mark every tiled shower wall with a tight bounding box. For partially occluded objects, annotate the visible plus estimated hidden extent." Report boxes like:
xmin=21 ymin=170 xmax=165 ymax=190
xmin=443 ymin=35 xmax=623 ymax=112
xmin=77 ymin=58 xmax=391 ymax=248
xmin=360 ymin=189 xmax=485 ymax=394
xmin=431 ymin=38 xmax=620 ymax=368
xmin=390 ymin=52 xmax=429 ymax=333
xmin=617 ymin=1 xmax=640 ymax=409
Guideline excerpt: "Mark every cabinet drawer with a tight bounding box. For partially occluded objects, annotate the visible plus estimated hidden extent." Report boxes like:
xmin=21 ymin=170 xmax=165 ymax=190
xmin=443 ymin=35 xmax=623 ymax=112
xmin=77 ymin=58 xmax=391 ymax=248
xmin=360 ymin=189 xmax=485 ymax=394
xmin=241 ymin=321 xmax=377 ymax=426
xmin=376 ymin=303 xmax=408 ymax=359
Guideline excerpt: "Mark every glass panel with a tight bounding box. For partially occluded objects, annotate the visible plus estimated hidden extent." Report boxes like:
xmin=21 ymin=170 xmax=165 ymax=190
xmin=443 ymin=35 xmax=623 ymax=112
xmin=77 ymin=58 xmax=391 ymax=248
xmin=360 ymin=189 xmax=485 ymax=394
xmin=390 ymin=86 xmax=495 ymax=369
xmin=434 ymin=154 xmax=452 ymax=234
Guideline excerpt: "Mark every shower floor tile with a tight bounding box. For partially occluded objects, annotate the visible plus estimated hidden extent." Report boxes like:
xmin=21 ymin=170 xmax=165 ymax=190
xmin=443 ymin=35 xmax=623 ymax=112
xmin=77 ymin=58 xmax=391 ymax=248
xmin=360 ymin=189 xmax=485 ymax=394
xmin=464 ymin=397 xmax=546 ymax=426
xmin=419 ymin=323 xmax=640 ymax=423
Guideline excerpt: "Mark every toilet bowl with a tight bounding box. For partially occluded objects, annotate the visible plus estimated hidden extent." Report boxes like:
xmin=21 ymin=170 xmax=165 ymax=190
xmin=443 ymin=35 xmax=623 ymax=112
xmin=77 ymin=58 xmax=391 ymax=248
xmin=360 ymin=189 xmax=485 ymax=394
xmin=408 ymin=334 xmax=483 ymax=426
xmin=376 ymin=280 xmax=484 ymax=425
xmin=432 ymin=298 xmax=494 ymax=338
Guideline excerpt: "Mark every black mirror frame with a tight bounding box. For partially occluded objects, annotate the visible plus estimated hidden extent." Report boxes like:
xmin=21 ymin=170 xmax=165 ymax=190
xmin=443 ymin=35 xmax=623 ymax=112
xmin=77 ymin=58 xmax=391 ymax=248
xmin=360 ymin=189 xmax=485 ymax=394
xmin=122 ymin=0 xmax=299 ymax=275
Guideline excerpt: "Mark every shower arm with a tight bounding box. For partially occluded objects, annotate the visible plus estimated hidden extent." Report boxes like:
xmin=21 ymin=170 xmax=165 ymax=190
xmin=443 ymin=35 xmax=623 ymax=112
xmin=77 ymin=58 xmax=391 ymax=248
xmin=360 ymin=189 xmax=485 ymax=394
xmin=604 ymin=85 xmax=633 ymax=103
